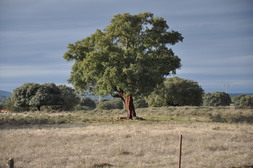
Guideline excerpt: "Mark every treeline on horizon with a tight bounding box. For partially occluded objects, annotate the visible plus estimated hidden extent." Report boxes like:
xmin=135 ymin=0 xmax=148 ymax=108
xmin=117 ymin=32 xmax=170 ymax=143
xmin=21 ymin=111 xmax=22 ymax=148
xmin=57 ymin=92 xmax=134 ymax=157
xmin=0 ymin=77 xmax=252 ymax=112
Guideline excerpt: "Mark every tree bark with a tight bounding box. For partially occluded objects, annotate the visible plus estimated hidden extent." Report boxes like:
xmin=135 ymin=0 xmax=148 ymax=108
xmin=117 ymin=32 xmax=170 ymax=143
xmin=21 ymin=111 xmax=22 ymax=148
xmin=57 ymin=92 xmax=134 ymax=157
xmin=124 ymin=95 xmax=136 ymax=119
xmin=117 ymin=91 xmax=136 ymax=120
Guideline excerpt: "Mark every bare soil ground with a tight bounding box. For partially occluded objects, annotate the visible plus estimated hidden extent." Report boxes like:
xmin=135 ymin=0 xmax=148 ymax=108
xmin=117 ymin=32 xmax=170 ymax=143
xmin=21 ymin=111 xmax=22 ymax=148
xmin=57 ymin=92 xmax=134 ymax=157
xmin=1 ymin=121 xmax=253 ymax=168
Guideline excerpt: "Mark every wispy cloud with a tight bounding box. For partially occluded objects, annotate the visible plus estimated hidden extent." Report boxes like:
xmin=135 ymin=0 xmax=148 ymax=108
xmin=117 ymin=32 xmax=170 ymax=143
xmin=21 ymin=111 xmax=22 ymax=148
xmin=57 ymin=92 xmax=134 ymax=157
xmin=0 ymin=64 xmax=72 ymax=78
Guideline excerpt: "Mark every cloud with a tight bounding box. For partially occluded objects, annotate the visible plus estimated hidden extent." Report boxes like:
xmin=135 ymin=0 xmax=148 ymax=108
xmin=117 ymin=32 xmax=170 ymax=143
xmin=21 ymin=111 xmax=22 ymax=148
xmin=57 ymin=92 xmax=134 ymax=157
xmin=0 ymin=64 xmax=72 ymax=78
xmin=0 ymin=63 xmax=73 ymax=91
xmin=0 ymin=0 xmax=253 ymax=93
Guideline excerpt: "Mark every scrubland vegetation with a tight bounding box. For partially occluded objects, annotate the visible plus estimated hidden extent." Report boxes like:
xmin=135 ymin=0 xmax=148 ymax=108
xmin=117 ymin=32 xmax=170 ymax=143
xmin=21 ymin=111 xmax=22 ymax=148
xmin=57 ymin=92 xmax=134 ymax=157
xmin=1 ymin=12 xmax=253 ymax=167
xmin=1 ymin=107 xmax=253 ymax=168
xmin=0 ymin=106 xmax=253 ymax=125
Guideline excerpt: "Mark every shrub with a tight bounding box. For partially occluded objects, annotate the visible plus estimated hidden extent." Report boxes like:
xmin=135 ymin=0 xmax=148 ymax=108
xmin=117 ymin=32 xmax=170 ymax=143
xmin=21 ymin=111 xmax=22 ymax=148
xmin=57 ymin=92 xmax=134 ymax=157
xmin=97 ymin=98 xmax=123 ymax=110
xmin=76 ymin=97 xmax=96 ymax=110
xmin=232 ymin=95 xmax=246 ymax=107
xmin=146 ymin=92 xmax=166 ymax=107
xmin=202 ymin=92 xmax=231 ymax=106
xmin=146 ymin=77 xmax=204 ymax=107
xmin=134 ymin=98 xmax=148 ymax=108
xmin=240 ymin=95 xmax=253 ymax=108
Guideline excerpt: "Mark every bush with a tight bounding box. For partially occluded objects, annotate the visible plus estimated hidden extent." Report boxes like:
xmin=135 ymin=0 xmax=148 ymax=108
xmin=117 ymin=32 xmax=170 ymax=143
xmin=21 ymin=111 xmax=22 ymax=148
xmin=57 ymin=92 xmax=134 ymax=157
xmin=146 ymin=77 xmax=204 ymax=107
xmin=202 ymin=92 xmax=231 ymax=106
xmin=76 ymin=97 xmax=96 ymax=110
xmin=134 ymin=98 xmax=148 ymax=108
xmin=233 ymin=95 xmax=253 ymax=108
xmin=97 ymin=98 xmax=123 ymax=110
xmin=241 ymin=95 xmax=253 ymax=108
xmin=232 ymin=95 xmax=246 ymax=107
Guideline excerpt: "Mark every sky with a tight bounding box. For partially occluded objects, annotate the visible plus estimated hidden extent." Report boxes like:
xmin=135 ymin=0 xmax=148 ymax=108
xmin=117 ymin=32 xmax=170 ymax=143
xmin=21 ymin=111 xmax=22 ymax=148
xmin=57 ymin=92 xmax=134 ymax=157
xmin=0 ymin=0 xmax=253 ymax=93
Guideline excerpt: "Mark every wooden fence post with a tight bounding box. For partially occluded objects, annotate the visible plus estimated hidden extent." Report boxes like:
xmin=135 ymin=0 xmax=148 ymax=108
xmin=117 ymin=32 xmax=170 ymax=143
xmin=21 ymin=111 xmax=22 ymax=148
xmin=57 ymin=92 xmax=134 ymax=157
xmin=178 ymin=135 xmax=182 ymax=168
xmin=8 ymin=158 xmax=14 ymax=168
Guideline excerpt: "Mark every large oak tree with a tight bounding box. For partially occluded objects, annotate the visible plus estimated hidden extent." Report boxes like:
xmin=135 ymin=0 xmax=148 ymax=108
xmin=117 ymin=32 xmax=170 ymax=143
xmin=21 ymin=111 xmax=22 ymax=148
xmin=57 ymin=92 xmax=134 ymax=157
xmin=64 ymin=12 xmax=183 ymax=119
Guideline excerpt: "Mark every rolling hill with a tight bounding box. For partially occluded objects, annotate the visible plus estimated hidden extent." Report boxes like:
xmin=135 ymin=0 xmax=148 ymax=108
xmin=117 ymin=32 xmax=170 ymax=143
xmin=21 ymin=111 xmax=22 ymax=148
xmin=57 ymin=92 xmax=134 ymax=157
xmin=0 ymin=90 xmax=12 ymax=97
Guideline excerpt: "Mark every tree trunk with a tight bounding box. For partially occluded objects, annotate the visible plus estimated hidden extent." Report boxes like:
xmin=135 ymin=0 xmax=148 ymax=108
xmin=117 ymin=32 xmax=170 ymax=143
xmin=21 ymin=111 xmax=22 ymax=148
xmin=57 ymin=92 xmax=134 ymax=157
xmin=37 ymin=106 xmax=41 ymax=111
xmin=124 ymin=95 xmax=136 ymax=119
xmin=118 ymin=91 xmax=136 ymax=119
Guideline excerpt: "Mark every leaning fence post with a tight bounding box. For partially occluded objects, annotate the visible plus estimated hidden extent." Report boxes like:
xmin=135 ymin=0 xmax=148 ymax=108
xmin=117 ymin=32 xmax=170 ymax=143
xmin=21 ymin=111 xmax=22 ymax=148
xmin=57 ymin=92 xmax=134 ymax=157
xmin=178 ymin=135 xmax=182 ymax=168
xmin=8 ymin=158 xmax=14 ymax=168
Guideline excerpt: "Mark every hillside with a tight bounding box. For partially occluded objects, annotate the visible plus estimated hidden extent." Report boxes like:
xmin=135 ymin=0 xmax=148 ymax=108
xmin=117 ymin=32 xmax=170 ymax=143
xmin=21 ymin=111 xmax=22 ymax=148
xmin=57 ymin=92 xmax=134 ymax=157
xmin=0 ymin=90 xmax=11 ymax=97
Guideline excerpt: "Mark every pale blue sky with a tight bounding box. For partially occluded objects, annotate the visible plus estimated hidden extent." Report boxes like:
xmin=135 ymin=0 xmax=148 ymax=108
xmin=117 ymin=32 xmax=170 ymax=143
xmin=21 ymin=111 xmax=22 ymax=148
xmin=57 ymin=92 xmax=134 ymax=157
xmin=0 ymin=0 xmax=253 ymax=93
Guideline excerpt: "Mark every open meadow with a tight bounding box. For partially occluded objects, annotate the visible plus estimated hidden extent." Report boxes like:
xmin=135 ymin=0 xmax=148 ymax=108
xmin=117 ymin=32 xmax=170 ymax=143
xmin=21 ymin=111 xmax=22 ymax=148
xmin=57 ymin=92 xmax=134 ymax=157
xmin=0 ymin=107 xmax=253 ymax=168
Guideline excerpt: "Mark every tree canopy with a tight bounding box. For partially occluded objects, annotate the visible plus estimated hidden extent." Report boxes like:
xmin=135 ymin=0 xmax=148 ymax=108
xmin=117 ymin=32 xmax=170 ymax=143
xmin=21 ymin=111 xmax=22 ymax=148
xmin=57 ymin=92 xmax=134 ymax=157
xmin=64 ymin=12 xmax=183 ymax=97
xmin=10 ymin=83 xmax=79 ymax=111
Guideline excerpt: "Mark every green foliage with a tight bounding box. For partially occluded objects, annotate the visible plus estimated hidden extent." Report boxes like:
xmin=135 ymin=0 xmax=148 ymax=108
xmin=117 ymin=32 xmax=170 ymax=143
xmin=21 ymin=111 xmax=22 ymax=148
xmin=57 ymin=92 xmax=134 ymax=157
xmin=146 ymin=77 xmax=204 ymax=107
xmin=0 ymin=95 xmax=8 ymax=109
xmin=134 ymin=98 xmax=148 ymax=108
xmin=11 ymin=83 xmax=41 ymax=111
xmin=232 ymin=95 xmax=246 ymax=107
xmin=97 ymin=98 xmax=123 ymax=110
xmin=5 ymin=97 xmax=24 ymax=112
xmin=233 ymin=95 xmax=253 ymax=108
xmin=240 ymin=95 xmax=253 ymax=108
xmin=146 ymin=91 xmax=166 ymax=107
xmin=58 ymin=85 xmax=80 ymax=110
xmin=202 ymin=92 xmax=231 ymax=106
xmin=76 ymin=97 xmax=96 ymax=110
xmin=63 ymin=12 xmax=183 ymax=97
xmin=10 ymin=83 xmax=79 ymax=111
xmin=29 ymin=83 xmax=63 ymax=110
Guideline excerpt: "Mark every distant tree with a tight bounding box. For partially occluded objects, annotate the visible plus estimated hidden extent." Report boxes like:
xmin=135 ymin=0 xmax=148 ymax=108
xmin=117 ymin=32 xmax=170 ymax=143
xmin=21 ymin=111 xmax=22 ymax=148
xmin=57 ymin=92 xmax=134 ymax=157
xmin=233 ymin=95 xmax=253 ymax=108
xmin=146 ymin=77 xmax=204 ymax=107
xmin=76 ymin=97 xmax=96 ymax=110
xmin=58 ymin=85 xmax=79 ymax=110
xmin=11 ymin=83 xmax=70 ymax=111
xmin=202 ymin=92 xmax=231 ymax=106
xmin=64 ymin=12 xmax=183 ymax=119
xmin=29 ymin=83 xmax=64 ymax=111
xmin=11 ymin=83 xmax=41 ymax=111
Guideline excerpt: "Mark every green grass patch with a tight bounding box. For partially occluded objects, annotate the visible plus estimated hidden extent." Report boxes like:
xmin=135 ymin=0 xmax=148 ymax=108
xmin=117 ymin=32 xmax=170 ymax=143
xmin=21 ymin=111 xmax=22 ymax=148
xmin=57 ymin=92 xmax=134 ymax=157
xmin=0 ymin=106 xmax=252 ymax=126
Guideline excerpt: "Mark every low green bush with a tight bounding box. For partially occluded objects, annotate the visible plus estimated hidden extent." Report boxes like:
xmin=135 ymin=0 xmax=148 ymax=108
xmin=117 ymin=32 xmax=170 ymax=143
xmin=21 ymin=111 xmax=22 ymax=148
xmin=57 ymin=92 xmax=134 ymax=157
xmin=202 ymin=92 xmax=231 ymax=106
xmin=241 ymin=95 xmax=253 ymax=108
xmin=233 ymin=95 xmax=253 ymax=109
xmin=76 ymin=97 xmax=96 ymax=110
xmin=97 ymin=98 xmax=123 ymax=110
xmin=146 ymin=77 xmax=203 ymax=107
xmin=134 ymin=98 xmax=148 ymax=108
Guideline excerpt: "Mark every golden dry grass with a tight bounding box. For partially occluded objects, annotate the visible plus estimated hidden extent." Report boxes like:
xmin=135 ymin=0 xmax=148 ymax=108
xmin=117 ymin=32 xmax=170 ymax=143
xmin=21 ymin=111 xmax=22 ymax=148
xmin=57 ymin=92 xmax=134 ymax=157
xmin=1 ymin=122 xmax=253 ymax=168
xmin=0 ymin=107 xmax=253 ymax=168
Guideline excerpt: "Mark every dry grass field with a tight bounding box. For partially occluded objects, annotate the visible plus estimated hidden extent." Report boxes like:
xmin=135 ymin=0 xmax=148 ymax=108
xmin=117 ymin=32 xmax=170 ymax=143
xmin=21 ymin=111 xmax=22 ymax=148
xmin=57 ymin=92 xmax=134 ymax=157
xmin=0 ymin=107 xmax=253 ymax=168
